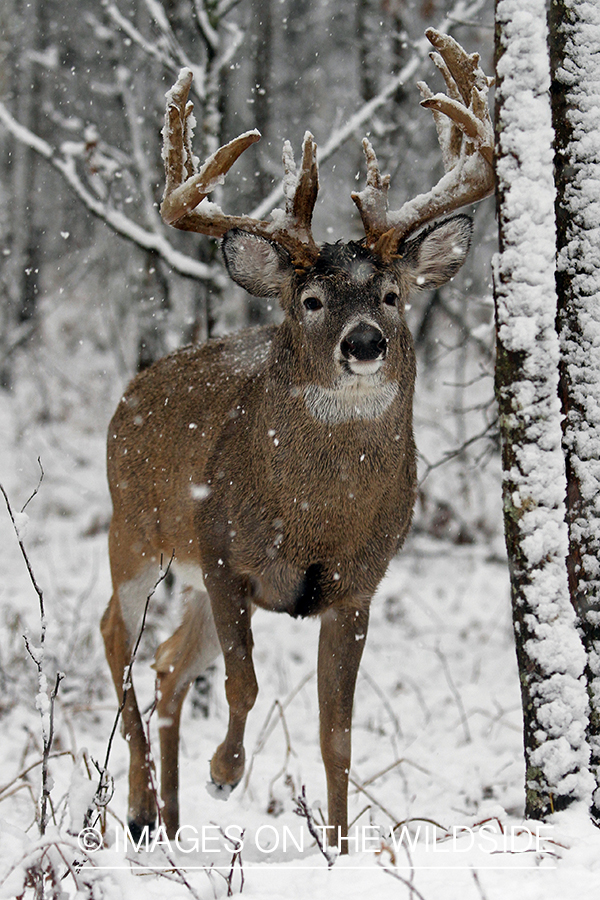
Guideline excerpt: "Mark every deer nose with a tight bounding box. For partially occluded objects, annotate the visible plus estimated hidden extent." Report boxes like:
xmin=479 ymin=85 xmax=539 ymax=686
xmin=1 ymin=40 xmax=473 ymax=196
xmin=340 ymin=324 xmax=387 ymax=362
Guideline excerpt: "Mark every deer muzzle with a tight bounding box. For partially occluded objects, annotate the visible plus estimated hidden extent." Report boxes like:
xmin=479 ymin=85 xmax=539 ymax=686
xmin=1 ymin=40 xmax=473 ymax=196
xmin=340 ymin=322 xmax=387 ymax=375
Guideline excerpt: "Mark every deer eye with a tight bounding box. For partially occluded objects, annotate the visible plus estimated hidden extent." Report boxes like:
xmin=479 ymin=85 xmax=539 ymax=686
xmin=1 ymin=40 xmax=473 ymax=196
xmin=383 ymin=291 xmax=398 ymax=307
xmin=303 ymin=296 xmax=323 ymax=311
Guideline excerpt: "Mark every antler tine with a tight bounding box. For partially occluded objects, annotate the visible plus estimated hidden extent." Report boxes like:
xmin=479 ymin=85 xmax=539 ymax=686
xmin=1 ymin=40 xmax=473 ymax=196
xmin=424 ymin=28 xmax=489 ymax=104
xmin=292 ymin=132 xmax=319 ymax=232
xmin=274 ymin=132 xmax=320 ymax=264
xmin=351 ymin=139 xmax=391 ymax=246
xmin=417 ymin=78 xmax=463 ymax=173
xmin=418 ymin=28 xmax=494 ymax=168
xmin=355 ymin=29 xmax=494 ymax=258
xmin=161 ymin=69 xmax=261 ymax=227
xmin=162 ymin=68 xmax=194 ymax=200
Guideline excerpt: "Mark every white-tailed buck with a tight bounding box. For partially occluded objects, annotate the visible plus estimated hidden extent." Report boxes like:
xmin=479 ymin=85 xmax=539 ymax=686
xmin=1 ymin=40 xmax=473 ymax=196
xmin=102 ymin=29 xmax=493 ymax=851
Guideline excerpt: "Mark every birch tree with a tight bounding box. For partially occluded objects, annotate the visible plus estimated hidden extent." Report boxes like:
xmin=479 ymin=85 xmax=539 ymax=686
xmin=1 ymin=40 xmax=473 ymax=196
xmin=549 ymin=0 xmax=600 ymax=817
xmin=494 ymin=0 xmax=593 ymax=816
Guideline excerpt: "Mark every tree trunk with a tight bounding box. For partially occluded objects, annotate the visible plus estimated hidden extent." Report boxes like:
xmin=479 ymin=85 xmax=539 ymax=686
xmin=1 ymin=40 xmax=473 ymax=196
xmin=549 ymin=0 xmax=600 ymax=817
xmin=494 ymin=0 xmax=592 ymax=817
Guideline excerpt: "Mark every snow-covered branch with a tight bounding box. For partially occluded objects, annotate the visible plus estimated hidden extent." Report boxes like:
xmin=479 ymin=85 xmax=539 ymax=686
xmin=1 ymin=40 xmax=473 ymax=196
xmin=104 ymin=0 xmax=201 ymax=89
xmin=0 ymin=100 xmax=222 ymax=285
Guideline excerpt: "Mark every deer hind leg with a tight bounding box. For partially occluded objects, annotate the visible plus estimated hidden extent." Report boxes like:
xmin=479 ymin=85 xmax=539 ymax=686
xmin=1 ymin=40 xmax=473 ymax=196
xmin=101 ymin=564 xmax=160 ymax=839
xmin=317 ymin=604 xmax=370 ymax=855
xmin=153 ymin=584 xmax=221 ymax=837
xmin=204 ymin=572 xmax=257 ymax=795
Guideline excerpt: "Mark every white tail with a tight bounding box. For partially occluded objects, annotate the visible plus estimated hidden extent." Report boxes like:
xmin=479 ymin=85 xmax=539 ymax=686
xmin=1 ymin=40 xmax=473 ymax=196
xmin=101 ymin=30 xmax=493 ymax=852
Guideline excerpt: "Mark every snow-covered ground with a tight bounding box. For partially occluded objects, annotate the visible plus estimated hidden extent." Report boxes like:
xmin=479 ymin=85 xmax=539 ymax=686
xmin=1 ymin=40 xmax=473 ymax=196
xmin=2 ymin=372 xmax=600 ymax=900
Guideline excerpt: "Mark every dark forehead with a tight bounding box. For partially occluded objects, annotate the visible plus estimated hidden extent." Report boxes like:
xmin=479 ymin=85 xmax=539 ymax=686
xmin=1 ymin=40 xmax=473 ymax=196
xmin=301 ymin=241 xmax=390 ymax=284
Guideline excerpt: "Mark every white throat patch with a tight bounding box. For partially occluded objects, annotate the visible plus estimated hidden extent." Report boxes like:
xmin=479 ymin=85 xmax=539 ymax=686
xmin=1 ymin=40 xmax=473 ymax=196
xmin=303 ymin=379 xmax=399 ymax=425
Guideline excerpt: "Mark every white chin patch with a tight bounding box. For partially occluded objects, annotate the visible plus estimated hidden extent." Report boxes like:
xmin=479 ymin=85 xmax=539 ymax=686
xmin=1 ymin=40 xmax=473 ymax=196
xmin=348 ymin=358 xmax=384 ymax=376
xmin=303 ymin=378 xmax=399 ymax=425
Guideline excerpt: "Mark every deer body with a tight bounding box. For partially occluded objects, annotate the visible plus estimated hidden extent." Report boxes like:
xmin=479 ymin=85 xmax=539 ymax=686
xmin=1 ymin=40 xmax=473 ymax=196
xmin=102 ymin=33 xmax=494 ymax=851
xmin=108 ymin=260 xmax=417 ymax=623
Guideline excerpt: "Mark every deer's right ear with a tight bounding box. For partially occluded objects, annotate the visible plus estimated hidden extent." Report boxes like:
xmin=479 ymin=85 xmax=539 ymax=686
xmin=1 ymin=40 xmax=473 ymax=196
xmin=222 ymin=229 xmax=294 ymax=298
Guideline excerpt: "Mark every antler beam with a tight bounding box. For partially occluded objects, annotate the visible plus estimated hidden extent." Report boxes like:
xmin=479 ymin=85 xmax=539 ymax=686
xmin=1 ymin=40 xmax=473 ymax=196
xmin=352 ymin=28 xmax=495 ymax=258
xmin=160 ymin=69 xmax=320 ymax=266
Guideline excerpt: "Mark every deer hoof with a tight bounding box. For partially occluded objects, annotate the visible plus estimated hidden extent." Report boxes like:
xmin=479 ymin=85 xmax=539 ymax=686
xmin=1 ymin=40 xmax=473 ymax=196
xmin=206 ymin=778 xmax=239 ymax=800
xmin=209 ymin=743 xmax=245 ymax=792
xmin=127 ymin=817 xmax=156 ymax=842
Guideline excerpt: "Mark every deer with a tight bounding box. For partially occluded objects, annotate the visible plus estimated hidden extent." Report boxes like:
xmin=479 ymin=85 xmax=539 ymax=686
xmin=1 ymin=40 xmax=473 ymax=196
xmin=101 ymin=29 xmax=494 ymax=853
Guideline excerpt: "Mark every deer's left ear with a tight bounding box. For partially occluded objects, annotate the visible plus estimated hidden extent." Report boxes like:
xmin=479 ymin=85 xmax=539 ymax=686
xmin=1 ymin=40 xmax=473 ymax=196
xmin=399 ymin=215 xmax=473 ymax=291
xmin=222 ymin=229 xmax=294 ymax=298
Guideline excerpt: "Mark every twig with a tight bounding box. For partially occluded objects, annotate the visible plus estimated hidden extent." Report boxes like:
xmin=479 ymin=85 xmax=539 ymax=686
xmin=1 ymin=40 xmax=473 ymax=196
xmin=392 ymin=815 xmax=448 ymax=833
xmin=1 ymin=481 xmax=46 ymax=636
xmin=40 ymin=671 xmax=65 ymax=835
xmin=471 ymin=869 xmax=489 ymax=900
xmin=348 ymin=775 xmax=400 ymax=826
xmin=434 ymin=645 xmax=472 ymax=743
xmin=418 ymin=419 xmax=498 ymax=484
xmin=266 ymin=701 xmax=296 ymax=805
xmin=21 ymin=457 xmax=44 ymax=513
xmin=243 ymin=670 xmax=313 ymax=793
xmin=294 ymin=786 xmax=338 ymax=867
xmin=215 ymin=825 xmax=245 ymax=896
xmin=361 ymin=666 xmax=403 ymax=740
xmin=379 ymin=860 xmax=429 ymax=900
xmin=378 ymin=836 xmax=430 ymax=900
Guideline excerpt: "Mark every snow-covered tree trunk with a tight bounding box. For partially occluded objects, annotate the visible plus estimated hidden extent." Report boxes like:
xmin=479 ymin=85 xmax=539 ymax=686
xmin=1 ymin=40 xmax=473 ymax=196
xmin=494 ymin=0 xmax=593 ymax=816
xmin=549 ymin=0 xmax=600 ymax=817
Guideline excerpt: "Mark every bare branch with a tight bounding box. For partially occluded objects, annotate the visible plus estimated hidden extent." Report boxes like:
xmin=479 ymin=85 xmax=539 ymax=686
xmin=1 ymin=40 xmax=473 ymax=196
xmin=21 ymin=457 xmax=44 ymax=514
xmin=294 ymin=786 xmax=339 ymax=867
xmin=0 ymin=100 xmax=222 ymax=284
xmin=1 ymin=482 xmax=46 ymax=634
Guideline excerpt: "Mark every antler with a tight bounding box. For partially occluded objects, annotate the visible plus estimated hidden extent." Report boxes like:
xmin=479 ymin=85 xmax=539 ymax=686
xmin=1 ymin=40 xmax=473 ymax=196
xmin=352 ymin=29 xmax=494 ymax=258
xmin=160 ymin=68 xmax=320 ymax=266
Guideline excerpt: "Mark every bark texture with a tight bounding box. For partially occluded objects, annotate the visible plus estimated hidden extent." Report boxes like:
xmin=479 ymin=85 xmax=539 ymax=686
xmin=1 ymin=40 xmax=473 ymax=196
xmin=494 ymin=0 xmax=593 ymax=817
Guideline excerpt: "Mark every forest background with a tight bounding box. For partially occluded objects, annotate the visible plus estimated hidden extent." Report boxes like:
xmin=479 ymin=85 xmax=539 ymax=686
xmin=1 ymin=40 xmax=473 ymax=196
xmin=1 ymin=0 xmax=598 ymax=898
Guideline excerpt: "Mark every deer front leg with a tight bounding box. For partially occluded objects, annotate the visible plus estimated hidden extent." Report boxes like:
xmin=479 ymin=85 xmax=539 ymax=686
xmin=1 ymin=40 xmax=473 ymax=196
xmin=318 ymin=604 xmax=370 ymax=855
xmin=205 ymin=572 xmax=257 ymax=793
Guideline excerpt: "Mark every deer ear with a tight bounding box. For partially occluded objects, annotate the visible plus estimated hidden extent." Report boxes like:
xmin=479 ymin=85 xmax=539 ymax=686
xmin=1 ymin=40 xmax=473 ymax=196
xmin=222 ymin=229 xmax=294 ymax=298
xmin=400 ymin=215 xmax=473 ymax=291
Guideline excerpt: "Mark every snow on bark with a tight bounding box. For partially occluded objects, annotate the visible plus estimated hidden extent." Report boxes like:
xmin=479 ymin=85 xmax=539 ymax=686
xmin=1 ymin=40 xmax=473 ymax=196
xmin=550 ymin=0 xmax=600 ymax=815
xmin=494 ymin=0 xmax=593 ymax=815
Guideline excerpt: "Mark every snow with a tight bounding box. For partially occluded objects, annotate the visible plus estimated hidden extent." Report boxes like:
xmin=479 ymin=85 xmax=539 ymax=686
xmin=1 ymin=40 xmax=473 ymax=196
xmin=2 ymin=352 xmax=600 ymax=897
xmin=1 ymin=3 xmax=600 ymax=892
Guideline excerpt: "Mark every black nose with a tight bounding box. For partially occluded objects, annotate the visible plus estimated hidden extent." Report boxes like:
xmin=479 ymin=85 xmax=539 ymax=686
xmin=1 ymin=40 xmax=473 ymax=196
xmin=340 ymin=324 xmax=387 ymax=362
